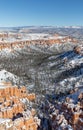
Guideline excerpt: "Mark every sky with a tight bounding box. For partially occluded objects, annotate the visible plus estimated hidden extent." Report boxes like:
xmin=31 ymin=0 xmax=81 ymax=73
xmin=0 ymin=0 xmax=83 ymax=27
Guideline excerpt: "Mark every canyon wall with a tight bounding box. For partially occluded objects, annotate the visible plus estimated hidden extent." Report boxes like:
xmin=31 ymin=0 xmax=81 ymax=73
xmin=0 ymin=36 xmax=77 ymax=51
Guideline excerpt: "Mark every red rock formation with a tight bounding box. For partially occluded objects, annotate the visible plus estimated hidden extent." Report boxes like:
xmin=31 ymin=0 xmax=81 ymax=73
xmin=0 ymin=81 xmax=40 ymax=130
xmin=0 ymin=35 xmax=78 ymax=51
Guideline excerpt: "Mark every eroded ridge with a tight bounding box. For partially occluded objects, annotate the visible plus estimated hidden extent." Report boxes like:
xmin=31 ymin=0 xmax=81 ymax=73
xmin=0 ymin=33 xmax=77 ymax=51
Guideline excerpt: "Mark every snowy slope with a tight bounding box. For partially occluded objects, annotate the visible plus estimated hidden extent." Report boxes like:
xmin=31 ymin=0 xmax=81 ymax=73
xmin=0 ymin=69 xmax=20 ymax=84
xmin=54 ymin=48 xmax=83 ymax=93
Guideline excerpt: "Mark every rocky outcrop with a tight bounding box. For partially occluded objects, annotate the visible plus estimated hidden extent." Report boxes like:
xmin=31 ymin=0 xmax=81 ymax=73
xmin=74 ymin=45 xmax=83 ymax=55
xmin=0 ymin=81 xmax=40 ymax=130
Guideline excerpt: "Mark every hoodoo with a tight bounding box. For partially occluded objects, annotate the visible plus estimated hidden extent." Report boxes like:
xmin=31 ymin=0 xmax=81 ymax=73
xmin=0 ymin=70 xmax=40 ymax=130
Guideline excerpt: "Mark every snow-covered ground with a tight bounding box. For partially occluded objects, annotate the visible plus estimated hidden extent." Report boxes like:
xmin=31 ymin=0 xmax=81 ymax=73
xmin=0 ymin=33 xmax=65 ymax=43
xmin=0 ymin=69 xmax=20 ymax=85
xmin=55 ymin=49 xmax=83 ymax=93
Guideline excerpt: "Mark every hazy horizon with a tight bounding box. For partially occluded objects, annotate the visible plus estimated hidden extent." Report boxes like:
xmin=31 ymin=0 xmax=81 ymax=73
xmin=0 ymin=25 xmax=83 ymax=28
